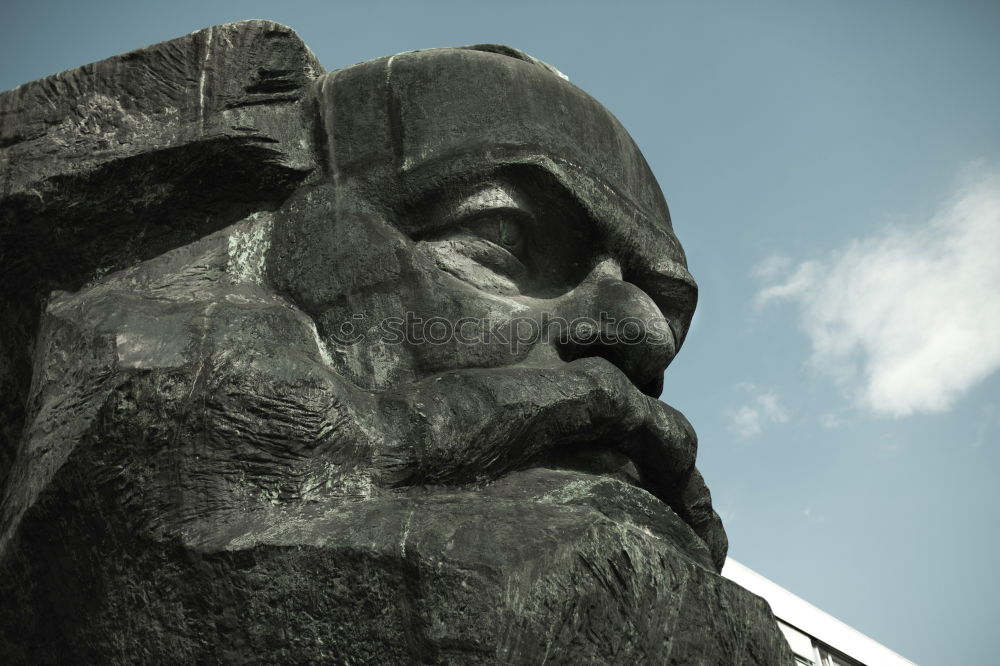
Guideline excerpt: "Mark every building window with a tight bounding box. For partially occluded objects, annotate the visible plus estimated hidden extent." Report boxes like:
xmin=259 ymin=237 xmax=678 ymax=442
xmin=818 ymin=646 xmax=862 ymax=666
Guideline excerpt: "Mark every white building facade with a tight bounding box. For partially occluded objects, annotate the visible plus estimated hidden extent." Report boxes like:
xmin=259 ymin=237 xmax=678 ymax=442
xmin=722 ymin=559 xmax=917 ymax=666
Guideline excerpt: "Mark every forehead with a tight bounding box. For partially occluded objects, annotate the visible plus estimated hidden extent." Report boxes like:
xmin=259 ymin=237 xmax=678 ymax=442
xmin=314 ymin=47 xmax=689 ymax=276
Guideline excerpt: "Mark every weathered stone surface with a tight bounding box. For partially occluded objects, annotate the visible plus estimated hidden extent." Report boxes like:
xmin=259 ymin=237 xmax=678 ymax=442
xmin=0 ymin=21 xmax=793 ymax=664
xmin=0 ymin=20 xmax=323 ymax=487
xmin=1 ymin=467 xmax=788 ymax=663
xmin=0 ymin=20 xmax=321 ymax=192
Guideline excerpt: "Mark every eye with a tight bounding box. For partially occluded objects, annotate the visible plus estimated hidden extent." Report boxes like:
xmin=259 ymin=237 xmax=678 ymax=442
xmin=459 ymin=210 xmax=526 ymax=258
xmin=406 ymin=171 xmax=602 ymax=296
xmin=415 ymin=206 xmax=532 ymax=295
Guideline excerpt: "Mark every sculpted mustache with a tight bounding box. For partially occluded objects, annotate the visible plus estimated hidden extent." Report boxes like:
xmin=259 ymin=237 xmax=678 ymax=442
xmin=102 ymin=354 xmax=724 ymax=568
xmin=369 ymin=357 xmax=726 ymax=569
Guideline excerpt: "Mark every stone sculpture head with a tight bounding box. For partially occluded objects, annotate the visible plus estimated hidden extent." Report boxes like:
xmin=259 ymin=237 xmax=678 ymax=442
xmin=0 ymin=22 xmax=792 ymax=664
xmin=278 ymin=45 xmax=696 ymax=394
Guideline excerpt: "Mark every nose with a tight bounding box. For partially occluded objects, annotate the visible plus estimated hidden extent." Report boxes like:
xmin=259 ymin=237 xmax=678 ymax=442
xmin=551 ymin=259 xmax=676 ymax=396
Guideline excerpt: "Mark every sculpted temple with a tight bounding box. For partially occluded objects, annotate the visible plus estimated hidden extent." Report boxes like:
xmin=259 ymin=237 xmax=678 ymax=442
xmin=0 ymin=21 xmax=794 ymax=664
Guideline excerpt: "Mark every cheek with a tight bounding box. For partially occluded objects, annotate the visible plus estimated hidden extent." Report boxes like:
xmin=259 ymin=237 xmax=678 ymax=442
xmin=316 ymin=246 xmax=543 ymax=388
xmin=269 ymin=183 xmax=412 ymax=317
xmin=270 ymin=189 xmax=547 ymax=388
xmin=398 ymin=263 xmax=542 ymax=375
xmin=415 ymin=239 xmax=524 ymax=296
xmin=308 ymin=251 xmax=423 ymax=390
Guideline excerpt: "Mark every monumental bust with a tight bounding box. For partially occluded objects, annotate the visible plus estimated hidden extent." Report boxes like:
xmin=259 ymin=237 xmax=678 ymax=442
xmin=0 ymin=21 xmax=793 ymax=664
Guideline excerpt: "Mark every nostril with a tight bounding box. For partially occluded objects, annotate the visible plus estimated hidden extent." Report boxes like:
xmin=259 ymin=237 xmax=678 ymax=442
xmin=639 ymin=373 xmax=664 ymax=398
xmin=625 ymin=264 xmax=698 ymax=353
xmin=550 ymin=295 xmax=674 ymax=397
xmin=550 ymin=263 xmax=678 ymax=395
xmin=553 ymin=337 xmax=665 ymax=398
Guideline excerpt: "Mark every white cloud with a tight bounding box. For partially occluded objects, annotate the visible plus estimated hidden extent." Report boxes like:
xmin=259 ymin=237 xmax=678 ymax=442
xmin=729 ymin=384 xmax=789 ymax=438
xmin=819 ymin=413 xmax=843 ymax=429
xmin=751 ymin=254 xmax=792 ymax=282
xmin=754 ymin=257 xmax=820 ymax=302
xmin=801 ymin=507 xmax=827 ymax=522
xmin=756 ymin=167 xmax=1000 ymax=417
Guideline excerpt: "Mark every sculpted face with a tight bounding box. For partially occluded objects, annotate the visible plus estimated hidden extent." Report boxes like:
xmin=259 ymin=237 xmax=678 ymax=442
xmin=4 ymin=46 xmax=723 ymax=561
xmin=273 ymin=48 xmax=696 ymax=391
xmin=263 ymin=47 xmax=724 ymax=564
xmin=1 ymin=38 xmax=750 ymax=663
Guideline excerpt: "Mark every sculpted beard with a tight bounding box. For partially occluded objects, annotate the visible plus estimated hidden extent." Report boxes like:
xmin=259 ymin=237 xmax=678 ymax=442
xmin=0 ymin=28 xmax=800 ymax=665
xmin=50 ymin=198 xmax=723 ymax=570
xmin=7 ymin=48 xmax=727 ymax=569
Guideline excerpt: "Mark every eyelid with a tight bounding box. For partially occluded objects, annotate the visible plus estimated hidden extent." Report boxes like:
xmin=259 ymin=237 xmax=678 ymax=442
xmin=426 ymin=209 xmax=529 ymax=272
xmin=421 ymin=205 xmax=530 ymax=241
xmin=458 ymin=206 xmax=531 ymax=227
xmin=417 ymin=182 xmax=535 ymax=241
xmin=445 ymin=183 xmax=528 ymax=220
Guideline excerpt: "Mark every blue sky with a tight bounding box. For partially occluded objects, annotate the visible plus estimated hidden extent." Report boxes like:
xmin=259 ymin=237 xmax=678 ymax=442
xmin=4 ymin=2 xmax=998 ymax=664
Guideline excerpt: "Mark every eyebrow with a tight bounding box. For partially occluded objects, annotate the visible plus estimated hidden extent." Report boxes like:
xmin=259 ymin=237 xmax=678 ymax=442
xmin=391 ymin=156 xmax=689 ymax=282
xmin=393 ymin=147 xmax=664 ymax=234
xmin=394 ymin=165 xmax=570 ymax=234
